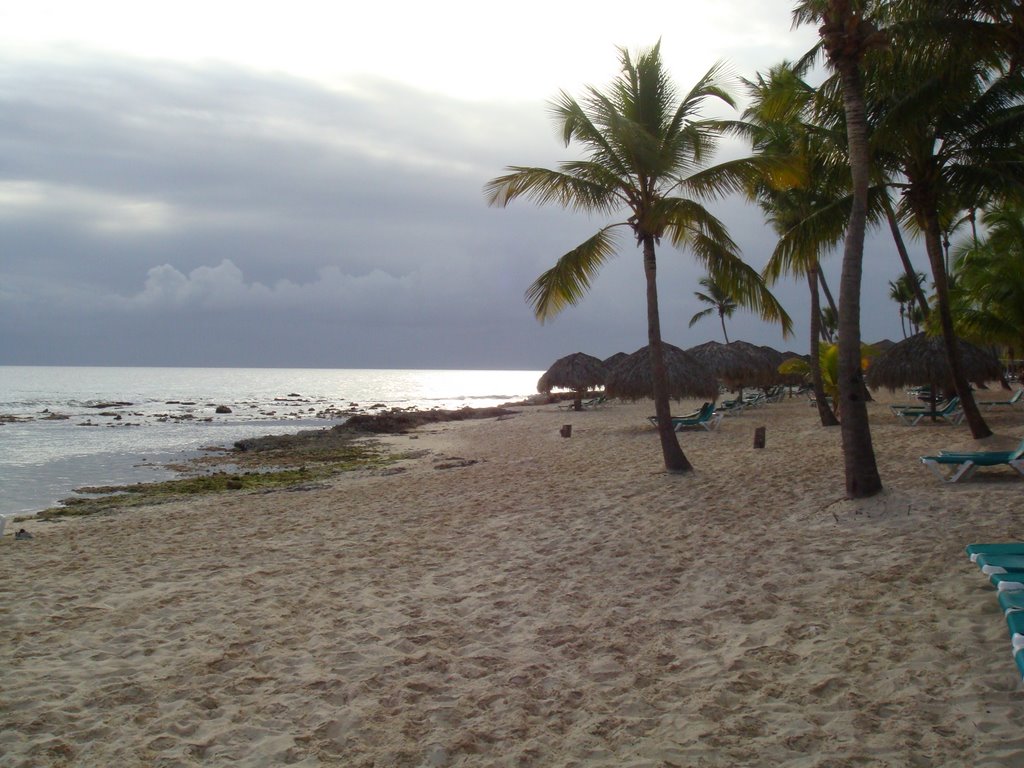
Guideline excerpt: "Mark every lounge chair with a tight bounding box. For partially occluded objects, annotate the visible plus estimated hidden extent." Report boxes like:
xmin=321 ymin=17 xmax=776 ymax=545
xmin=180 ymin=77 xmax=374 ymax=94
xmin=648 ymin=402 xmax=722 ymax=432
xmin=974 ymin=553 xmax=1024 ymax=575
xmin=920 ymin=437 xmax=1024 ymax=483
xmin=989 ymin=571 xmax=1024 ymax=592
xmin=1008 ymin=611 xmax=1024 ymax=651
xmin=978 ymin=388 xmax=1024 ymax=410
xmin=891 ymin=396 xmax=962 ymax=426
xmin=966 ymin=543 xmax=1024 ymax=562
xmin=999 ymin=590 xmax=1024 ymax=615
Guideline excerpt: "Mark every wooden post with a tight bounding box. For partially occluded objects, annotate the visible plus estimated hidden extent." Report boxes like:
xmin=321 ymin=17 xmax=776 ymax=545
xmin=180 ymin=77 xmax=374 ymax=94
xmin=560 ymin=425 xmax=572 ymax=438
xmin=753 ymin=426 xmax=766 ymax=449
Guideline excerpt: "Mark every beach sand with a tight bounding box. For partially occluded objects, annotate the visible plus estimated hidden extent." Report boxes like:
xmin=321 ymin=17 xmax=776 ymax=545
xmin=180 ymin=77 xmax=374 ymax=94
xmin=2 ymin=393 xmax=1024 ymax=767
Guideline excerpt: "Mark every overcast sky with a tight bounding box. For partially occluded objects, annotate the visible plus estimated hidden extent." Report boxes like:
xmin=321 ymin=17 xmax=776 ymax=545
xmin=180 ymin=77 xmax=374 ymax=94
xmin=0 ymin=1 xmax=933 ymax=370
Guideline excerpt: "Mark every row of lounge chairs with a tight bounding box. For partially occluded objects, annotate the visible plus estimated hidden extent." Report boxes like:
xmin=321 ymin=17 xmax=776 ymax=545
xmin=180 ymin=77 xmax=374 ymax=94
xmin=964 ymin=543 xmax=1024 ymax=680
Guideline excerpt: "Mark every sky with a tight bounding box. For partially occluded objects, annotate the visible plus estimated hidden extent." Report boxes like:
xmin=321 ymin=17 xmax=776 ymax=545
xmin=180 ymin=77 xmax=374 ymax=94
xmin=0 ymin=1 xmax=933 ymax=371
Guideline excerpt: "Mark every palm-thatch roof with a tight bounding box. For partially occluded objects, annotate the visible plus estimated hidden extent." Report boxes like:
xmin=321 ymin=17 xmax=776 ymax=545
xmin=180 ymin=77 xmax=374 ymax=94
xmin=605 ymin=343 xmax=718 ymax=401
xmin=537 ymin=352 xmax=607 ymax=393
xmin=867 ymin=333 xmax=1003 ymax=391
xmin=686 ymin=340 xmax=777 ymax=388
xmin=601 ymin=352 xmax=629 ymax=371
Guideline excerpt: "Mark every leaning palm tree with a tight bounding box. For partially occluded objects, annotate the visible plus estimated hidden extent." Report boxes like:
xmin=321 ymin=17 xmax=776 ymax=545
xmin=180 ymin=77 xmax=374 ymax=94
xmin=688 ymin=274 xmax=738 ymax=343
xmin=485 ymin=44 xmax=791 ymax=472
xmin=793 ymin=0 xmax=886 ymax=497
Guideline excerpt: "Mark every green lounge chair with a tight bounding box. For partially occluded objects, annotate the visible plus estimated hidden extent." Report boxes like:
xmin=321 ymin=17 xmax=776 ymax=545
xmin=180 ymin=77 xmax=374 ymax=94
xmin=920 ymin=437 xmax=1024 ymax=483
xmin=979 ymin=388 xmax=1023 ymax=410
xmin=891 ymin=396 xmax=962 ymax=426
xmin=1008 ymin=611 xmax=1024 ymax=652
xmin=1015 ymin=648 xmax=1024 ymax=681
xmin=974 ymin=553 xmax=1024 ymax=575
xmin=999 ymin=590 xmax=1024 ymax=615
xmin=648 ymin=402 xmax=722 ymax=432
xmin=966 ymin=542 xmax=1024 ymax=561
xmin=989 ymin=571 xmax=1024 ymax=592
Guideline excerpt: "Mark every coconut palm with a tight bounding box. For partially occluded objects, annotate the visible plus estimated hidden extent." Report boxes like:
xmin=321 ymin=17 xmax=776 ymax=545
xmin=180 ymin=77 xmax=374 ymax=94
xmin=868 ymin=24 xmax=1024 ymax=439
xmin=733 ymin=61 xmax=849 ymax=427
xmin=485 ymin=44 xmax=791 ymax=472
xmin=888 ymin=271 xmax=927 ymax=338
xmin=952 ymin=203 xmax=1024 ymax=360
xmin=688 ymin=274 xmax=738 ymax=343
xmin=793 ymin=0 xmax=886 ymax=497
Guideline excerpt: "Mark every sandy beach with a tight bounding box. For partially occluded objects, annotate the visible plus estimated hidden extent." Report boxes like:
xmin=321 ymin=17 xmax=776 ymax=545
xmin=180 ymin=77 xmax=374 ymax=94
xmin=3 ymin=391 xmax=1024 ymax=767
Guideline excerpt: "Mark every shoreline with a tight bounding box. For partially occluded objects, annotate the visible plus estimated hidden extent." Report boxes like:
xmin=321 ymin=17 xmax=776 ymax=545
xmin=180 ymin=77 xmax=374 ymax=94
xmin=3 ymin=393 xmax=1024 ymax=765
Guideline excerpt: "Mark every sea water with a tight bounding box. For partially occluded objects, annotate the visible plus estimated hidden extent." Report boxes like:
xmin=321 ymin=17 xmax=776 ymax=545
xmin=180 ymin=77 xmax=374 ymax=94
xmin=0 ymin=366 xmax=542 ymax=517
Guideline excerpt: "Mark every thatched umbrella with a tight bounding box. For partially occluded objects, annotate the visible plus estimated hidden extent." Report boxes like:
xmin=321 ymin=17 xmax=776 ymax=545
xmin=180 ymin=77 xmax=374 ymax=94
xmin=605 ymin=343 xmax=718 ymax=402
xmin=867 ymin=332 xmax=1003 ymax=418
xmin=602 ymin=352 xmax=629 ymax=372
xmin=687 ymin=340 xmax=776 ymax=397
xmin=537 ymin=352 xmax=607 ymax=410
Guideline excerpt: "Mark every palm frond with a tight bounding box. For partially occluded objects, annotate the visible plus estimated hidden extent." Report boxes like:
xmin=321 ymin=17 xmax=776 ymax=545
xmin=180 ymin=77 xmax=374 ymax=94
xmin=484 ymin=166 xmax=620 ymax=214
xmin=524 ymin=227 xmax=622 ymax=322
xmin=688 ymin=238 xmax=794 ymax=337
xmin=687 ymin=307 xmax=715 ymax=328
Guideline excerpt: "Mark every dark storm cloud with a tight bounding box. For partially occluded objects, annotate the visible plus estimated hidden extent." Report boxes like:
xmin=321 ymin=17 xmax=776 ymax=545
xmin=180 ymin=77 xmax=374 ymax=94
xmin=0 ymin=49 xmax=919 ymax=369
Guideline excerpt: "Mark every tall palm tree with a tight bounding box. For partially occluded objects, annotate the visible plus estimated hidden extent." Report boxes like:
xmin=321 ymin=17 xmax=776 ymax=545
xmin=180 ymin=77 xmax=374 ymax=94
xmin=688 ymin=275 xmax=738 ymax=343
xmin=888 ymin=271 xmax=926 ymax=338
xmin=793 ymin=0 xmax=885 ymax=496
xmin=733 ymin=61 xmax=847 ymax=426
xmin=485 ymin=44 xmax=791 ymax=472
xmin=869 ymin=25 xmax=1024 ymax=439
xmin=888 ymin=278 xmax=911 ymax=338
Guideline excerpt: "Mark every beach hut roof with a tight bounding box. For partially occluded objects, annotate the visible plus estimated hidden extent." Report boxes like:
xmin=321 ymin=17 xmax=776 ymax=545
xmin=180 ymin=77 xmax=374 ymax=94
xmin=867 ymin=333 xmax=1003 ymax=390
xmin=605 ymin=343 xmax=718 ymax=401
xmin=686 ymin=340 xmax=777 ymax=387
xmin=601 ymin=352 xmax=629 ymax=370
xmin=537 ymin=352 xmax=607 ymax=393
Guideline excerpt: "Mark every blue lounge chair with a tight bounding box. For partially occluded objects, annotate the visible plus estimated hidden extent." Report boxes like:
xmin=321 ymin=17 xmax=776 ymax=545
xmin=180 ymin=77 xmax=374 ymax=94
xmin=999 ymin=591 xmax=1024 ymax=615
xmin=979 ymin=388 xmax=1023 ymax=410
xmin=920 ymin=437 xmax=1024 ymax=483
xmin=891 ymin=396 xmax=962 ymax=426
xmin=966 ymin=542 xmax=1024 ymax=561
xmin=989 ymin=571 xmax=1024 ymax=592
xmin=648 ymin=402 xmax=722 ymax=432
xmin=974 ymin=553 xmax=1024 ymax=575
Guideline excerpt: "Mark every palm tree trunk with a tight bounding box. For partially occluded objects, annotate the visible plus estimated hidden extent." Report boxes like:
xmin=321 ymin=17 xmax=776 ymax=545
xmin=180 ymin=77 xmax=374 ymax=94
xmin=643 ymin=236 xmax=691 ymax=472
xmin=836 ymin=62 xmax=883 ymax=498
xmin=920 ymin=207 xmax=993 ymax=439
xmin=817 ymin=271 xmax=837 ymax=342
xmin=808 ymin=266 xmax=839 ymax=426
xmin=719 ymin=312 xmax=730 ymax=344
xmin=883 ymin=192 xmax=930 ymax=319
xmin=817 ymin=270 xmax=838 ymax=316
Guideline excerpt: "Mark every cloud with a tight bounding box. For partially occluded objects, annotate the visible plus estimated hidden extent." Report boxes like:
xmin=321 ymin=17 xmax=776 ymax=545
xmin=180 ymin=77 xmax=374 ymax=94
xmin=0 ymin=40 xmax=927 ymax=369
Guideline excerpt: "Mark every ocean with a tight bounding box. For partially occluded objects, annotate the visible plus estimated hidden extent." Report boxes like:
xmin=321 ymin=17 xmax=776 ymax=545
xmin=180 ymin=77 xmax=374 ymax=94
xmin=0 ymin=366 xmax=542 ymax=518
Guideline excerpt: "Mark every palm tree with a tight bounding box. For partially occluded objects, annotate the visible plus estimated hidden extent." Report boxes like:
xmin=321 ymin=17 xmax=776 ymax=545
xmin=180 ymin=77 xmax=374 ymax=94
xmin=733 ymin=61 xmax=847 ymax=426
xmin=688 ymin=275 xmax=738 ymax=343
xmin=952 ymin=203 xmax=1024 ymax=360
xmin=485 ymin=44 xmax=791 ymax=472
xmin=869 ymin=22 xmax=1024 ymax=439
xmin=888 ymin=271 xmax=926 ymax=338
xmin=888 ymin=278 xmax=911 ymax=338
xmin=793 ymin=0 xmax=885 ymax=498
